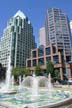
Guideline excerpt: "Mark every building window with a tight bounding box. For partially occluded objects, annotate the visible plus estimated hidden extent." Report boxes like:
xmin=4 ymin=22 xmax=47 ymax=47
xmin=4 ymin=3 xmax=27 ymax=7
xmin=46 ymin=57 xmax=51 ymax=63
xmin=38 ymin=45 xmax=44 ymax=57
xmin=66 ymin=56 xmax=71 ymax=62
xmin=52 ymin=46 xmax=56 ymax=53
xmin=46 ymin=47 xmax=51 ymax=55
xmin=14 ymin=19 xmax=18 ymax=25
xmin=11 ymin=26 xmax=14 ymax=32
xmin=38 ymin=58 xmax=44 ymax=65
xmin=53 ymin=56 xmax=59 ymax=64
xmin=32 ymin=51 xmax=36 ymax=58
xmin=33 ymin=59 xmax=37 ymax=66
xmin=16 ymin=26 xmax=19 ymax=32
xmin=27 ymin=60 xmax=31 ymax=67
xmin=19 ymin=19 xmax=22 ymax=26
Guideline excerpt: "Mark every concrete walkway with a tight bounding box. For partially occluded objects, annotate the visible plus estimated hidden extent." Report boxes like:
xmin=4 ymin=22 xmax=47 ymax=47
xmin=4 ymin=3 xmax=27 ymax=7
xmin=67 ymin=104 xmax=72 ymax=108
xmin=54 ymin=85 xmax=72 ymax=91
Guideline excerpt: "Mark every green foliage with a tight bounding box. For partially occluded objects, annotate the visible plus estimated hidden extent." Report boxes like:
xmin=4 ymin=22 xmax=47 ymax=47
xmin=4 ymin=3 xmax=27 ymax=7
xmin=46 ymin=61 xmax=54 ymax=75
xmin=12 ymin=67 xmax=20 ymax=77
xmin=54 ymin=69 xmax=59 ymax=80
xmin=12 ymin=67 xmax=31 ymax=77
xmin=35 ymin=65 xmax=41 ymax=76
xmin=24 ymin=68 xmax=31 ymax=76
xmin=12 ymin=67 xmax=31 ymax=83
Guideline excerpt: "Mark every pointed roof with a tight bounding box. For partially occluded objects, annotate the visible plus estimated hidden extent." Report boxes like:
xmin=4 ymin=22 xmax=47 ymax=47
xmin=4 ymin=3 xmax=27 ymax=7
xmin=14 ymin=10 xmax=26 ymax=19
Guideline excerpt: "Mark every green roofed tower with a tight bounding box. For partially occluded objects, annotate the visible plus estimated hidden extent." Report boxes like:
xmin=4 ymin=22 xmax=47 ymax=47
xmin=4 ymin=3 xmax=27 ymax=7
xmin=0 ymin=10 xmax=36 ymax=68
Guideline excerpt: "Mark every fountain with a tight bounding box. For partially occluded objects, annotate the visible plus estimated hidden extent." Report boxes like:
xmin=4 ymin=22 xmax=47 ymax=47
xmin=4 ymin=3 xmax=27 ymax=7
xmin=0 ymin=72 xmax=72 ymax=108
xmin=19 ymin=76 xmax=21 ymax=86
xmin=0 ymin=56 xmax=16 ymax=94
xmin=11 ymin=75 xmax=14 ymax=89
xmin=18 ymin=76 xmax=22 ymax=91
xmin=23 ymin=75 xmax=25 ymax=81
xmin=32 ymin=73 xmax=38 ymax=97
xmin=47 ymin=73 xmax=53 ymax=96
xmin=5 ymin=56 xmax=12 ymax=91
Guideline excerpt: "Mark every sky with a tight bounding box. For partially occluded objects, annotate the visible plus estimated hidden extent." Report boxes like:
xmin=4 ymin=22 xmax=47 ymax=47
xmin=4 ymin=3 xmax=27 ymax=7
xmin=0 ymin=0 xmax=72 ymax=46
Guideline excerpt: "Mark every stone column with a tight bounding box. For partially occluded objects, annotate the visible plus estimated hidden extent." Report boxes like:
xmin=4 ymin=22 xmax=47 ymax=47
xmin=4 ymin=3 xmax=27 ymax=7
xmin=60 ymin=68 xmax=63 ymax=80
xmin=68 ymin=68 xmax=71 ymax=79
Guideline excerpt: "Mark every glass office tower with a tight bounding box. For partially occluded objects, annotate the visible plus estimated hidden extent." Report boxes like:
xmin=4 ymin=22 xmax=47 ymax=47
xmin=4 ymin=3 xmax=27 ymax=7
xmin=39 ymin=27 xmax=46 ymax=46
xmin=45 ymin=8 xmax=72 ymax=62
xmin=0 ymin=10 xmax=36 ymax=68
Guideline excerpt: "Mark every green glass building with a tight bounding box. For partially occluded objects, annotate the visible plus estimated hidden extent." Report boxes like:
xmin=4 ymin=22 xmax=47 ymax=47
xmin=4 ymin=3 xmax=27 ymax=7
xmin=0 ymin=10 xmax=36 ymax=68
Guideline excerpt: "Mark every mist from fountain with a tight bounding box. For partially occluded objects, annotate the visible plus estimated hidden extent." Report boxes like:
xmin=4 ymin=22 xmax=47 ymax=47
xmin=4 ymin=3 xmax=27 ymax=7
xmin=11 ymin=75 xmax=14 ymax=89
xmin=18 ymin=76 xmax=22 ymax=91
xmin=0 ymin=56 xmax=17 ymax=94
xmin=5 ymin=56 xmax=12 ymax=91
xmin=23 ymin=75 xmax=25 ymax=81
xmin=47 ymin=73 xmax=53 ymax=96
xmin=19 ymin=76 xmax=21 ymax=85
xmin=32 ymin=73 xmax=39 ymax=98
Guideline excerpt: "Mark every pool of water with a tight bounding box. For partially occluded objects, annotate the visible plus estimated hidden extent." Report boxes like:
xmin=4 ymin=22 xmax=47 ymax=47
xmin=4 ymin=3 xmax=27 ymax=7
xmin=0 ymin=88 xmax=72 ymax=108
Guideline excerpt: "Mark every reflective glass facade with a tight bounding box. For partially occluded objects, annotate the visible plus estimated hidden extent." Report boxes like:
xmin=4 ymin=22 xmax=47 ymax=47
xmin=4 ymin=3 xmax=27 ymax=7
xmin=45 ymin=47 xmax=51 ymax=55
xmin=26 ymin=44 xmax=72 ymax=80
xmin=0 ymin=11 xmax=36 ymax=67
xmin=33 ymin=59 xmax=37 ymax=66
xmin=38 ymin=45 xmax=44 ymax=57
xmin=38 ymin=58 xmax=44 ymax=65
xmin=45 ymin=8 xmax=72 ymax=62
xmin=46 ymin=57 xmax=51 ymax=63
xmin=53 ymin=56 xmax=59 ymax=64
xmin=32 ymin=51 xmax=36 ymax=58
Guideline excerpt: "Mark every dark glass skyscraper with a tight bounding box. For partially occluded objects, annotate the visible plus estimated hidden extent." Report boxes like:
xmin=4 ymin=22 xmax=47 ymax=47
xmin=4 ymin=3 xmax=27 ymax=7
xmin=45 ymin=8 xmax=72 ymax=62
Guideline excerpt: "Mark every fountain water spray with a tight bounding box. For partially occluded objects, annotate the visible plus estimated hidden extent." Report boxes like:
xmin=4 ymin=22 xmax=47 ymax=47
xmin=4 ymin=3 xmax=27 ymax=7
xmin=47 ymin=73 xmax=53 ymax=96
xmin=23 ymin=75 xmax=25 ymax=81
xmin=18 ymin=76 xmax=22 ymax=91
xmin=32 ymin=73 xmax=38 ymax=98
xmin=11 ymin=75 xmax=14 ymax=89
xmin=0 ymin=56 xmax=17 ymax=93
xmin=5 ymin=56 xmax=12 ymax=91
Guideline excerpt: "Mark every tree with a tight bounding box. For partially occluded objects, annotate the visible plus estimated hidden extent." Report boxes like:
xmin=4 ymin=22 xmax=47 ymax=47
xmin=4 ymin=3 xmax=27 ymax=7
xmin=46 ymin=61 xmax=54 ymax=76
xmin=24 ymin=68 xmax=31 ymax=76
xmin=12 ymin=67 xmax=20 ymax=77
xmin=54 ymin=69 xmax=59 ymax=81
xmin=35 ymin=65 xmax=42 ymax=76
xmin=20 ymin=68 xmax=25 ymax=76
xmin=12 ymin=67 xmax=31 ymax=77
xmin=12 ymin=67 xmax=31 ymax=84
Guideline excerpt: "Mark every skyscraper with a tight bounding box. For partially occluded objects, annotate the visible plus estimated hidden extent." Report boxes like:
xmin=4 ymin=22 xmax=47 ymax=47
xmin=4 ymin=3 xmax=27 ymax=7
xmin=0 ymin=43 xmax=1 ymax=63
xmin=70 ymin=20 xmax=72 ymax=44
xmin=0 ymin=10 xmax=36 ymax=68
xmin=39 ymin=27 xmax=46 ymax=46
xmin=70 ymin=21 xmax=72 ymax=33
xmin=45 ymin=8 xmax=72 ymax=62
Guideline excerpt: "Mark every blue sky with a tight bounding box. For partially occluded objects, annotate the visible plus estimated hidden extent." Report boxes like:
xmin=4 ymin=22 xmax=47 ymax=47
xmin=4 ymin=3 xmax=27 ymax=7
xmin=0 ymin=0 xmax=72 ymax=46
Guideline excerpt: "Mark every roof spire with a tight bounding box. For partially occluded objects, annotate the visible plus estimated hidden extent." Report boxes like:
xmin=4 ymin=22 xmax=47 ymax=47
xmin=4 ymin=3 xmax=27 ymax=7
xmin=14 ymin=10 xmax=26 ymax=19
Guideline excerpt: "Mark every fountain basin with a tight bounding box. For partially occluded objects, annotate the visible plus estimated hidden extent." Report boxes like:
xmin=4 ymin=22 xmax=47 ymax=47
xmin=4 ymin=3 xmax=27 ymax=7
xmin=0 ymin=88 xmax=72 ymax=108
xmin=0 ymin=87 xmax=17 ymax=95
xmin=1 ymin=90 xmax=17 ymax=95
